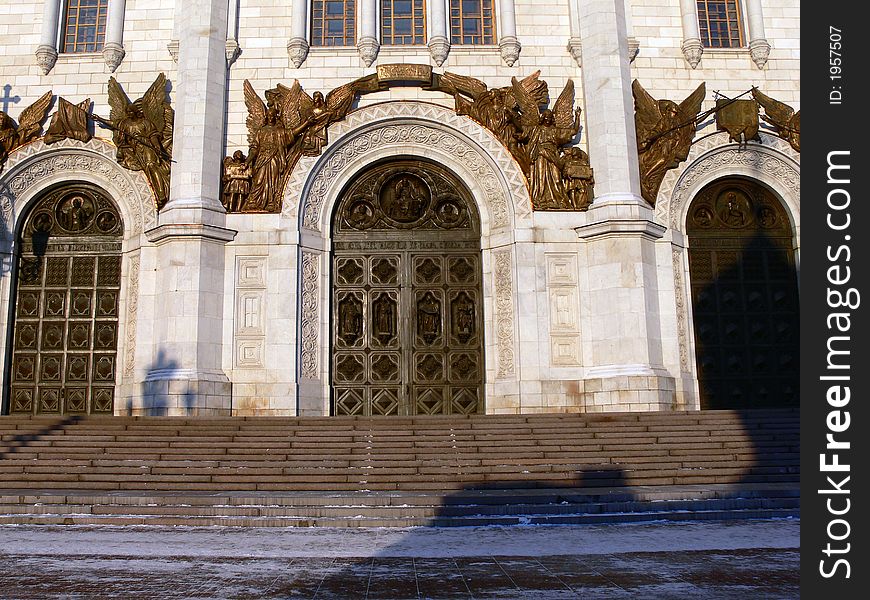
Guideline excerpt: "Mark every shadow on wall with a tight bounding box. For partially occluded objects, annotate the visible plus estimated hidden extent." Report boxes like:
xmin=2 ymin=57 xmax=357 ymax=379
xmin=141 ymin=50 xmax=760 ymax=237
xmin=119 ymin=347 xmax=194 ymax=416
xmin=691 ymin=230 xmax=800 ymax=410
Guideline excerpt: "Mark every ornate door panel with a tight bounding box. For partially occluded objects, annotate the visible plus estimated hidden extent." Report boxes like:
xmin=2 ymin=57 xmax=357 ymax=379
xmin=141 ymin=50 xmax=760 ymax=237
xmin=331 ymin=160 xmax=484 ymax=416
xmin=8 ymin=185 xmax=123 ymax=415
xmin=687 ymin=178 xmax=799 ymax=409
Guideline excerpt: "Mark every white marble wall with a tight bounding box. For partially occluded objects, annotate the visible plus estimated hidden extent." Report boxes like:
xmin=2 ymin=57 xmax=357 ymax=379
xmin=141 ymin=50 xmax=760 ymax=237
xmin=0 ymin=0 xmax=800 ymax=415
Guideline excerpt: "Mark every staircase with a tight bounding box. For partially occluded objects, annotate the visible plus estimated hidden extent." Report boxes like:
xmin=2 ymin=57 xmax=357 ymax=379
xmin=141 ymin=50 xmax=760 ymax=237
xmin=0 ymin=409 xmax=799 ymax=526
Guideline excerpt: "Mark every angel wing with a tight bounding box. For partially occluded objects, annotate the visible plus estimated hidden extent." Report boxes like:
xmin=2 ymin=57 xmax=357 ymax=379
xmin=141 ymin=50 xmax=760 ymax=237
xmin=136 ymin=73 xmax=167 ymax=137
xmin=552 ymin=80 xmax=577 ymax=129
xmin=15 ymin=90 xmax=53 ymax=146
xmin=673 ymin=82 xmax=705 ymax=153
xmin=439 ymin=71 xmax=488 ymax=99
xmin=140 ymin=74 xmax=172 ymax=155
xmin=676 ymin=83 xmax=706 ymax=124
xmin=278 ymin=81 xmax=314 ymax=132
xmin=632 ymin=80 xmax=665 ymax=151
xmin=243 ymin=80 xmax=266 ymax=146
xmin=107 ymin=77 xmax=132 ymax=125
xmin=324 ymin=81 xmax=358 ymax=123
xmin=509 ymin=70 xmax=549 ymax=107
xmin=510 ymin=75 xmax=542 ymax=127
xmin=752 ymin=88 xmax=795 ymax=127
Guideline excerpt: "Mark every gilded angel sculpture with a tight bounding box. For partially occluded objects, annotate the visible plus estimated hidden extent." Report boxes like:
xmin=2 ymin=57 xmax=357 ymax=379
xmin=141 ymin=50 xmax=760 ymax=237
xmin=240 ymin=76 xmax=378 ymax=213
xmin=512 ymin=77 xmax=583 ymax=210
xmin=107 ymin=74 xmax=174 ymax=209
xmin=633 ymin=80 xmax=706 ymax=206
xmin=438 ymin=70 xmax=549 ymax=175
xmin=0 ymin=90 xmax=53 ymax=170
xmin=751 ymin=88 xmax=800 ymax=152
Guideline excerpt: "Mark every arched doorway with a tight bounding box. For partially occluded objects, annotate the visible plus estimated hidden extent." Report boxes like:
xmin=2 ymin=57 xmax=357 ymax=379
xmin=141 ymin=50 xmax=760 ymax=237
xmin=330 ymin=159 xmax=484 ymax=416
xmin=6 ymin=184 xmax=124 ymax=415
xmin=687 ymin=177 xmax=799 ymax=409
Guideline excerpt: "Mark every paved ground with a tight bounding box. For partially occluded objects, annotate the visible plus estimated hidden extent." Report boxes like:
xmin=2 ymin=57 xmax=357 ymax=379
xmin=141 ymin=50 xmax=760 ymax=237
xmin=0 ymin=518 xmax=799 ymax=599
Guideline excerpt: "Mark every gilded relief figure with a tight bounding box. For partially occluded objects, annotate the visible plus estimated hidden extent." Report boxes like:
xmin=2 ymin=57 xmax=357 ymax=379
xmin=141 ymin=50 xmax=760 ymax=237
xmin=242 ymin=80 xmax=316 ymax=212
xmin=0 ymin=90 xmax=53 ymax=171
xmin=560 ymin=147 xmax=594 ymax=211
xmin=633 ymin=80 xmax=706 ymax=206
xmin=44 ymin=97 xmax=92 ymax=145
xmin=512 ymin=78 xmax=582 ymax=210
xmin=107 ymin=74 xmax=174 ymax=209
xmin=751 ymin=88 xmax=800 ymax=152
xmin=439 ymin=70 xmax=549 ymax=175
xmin=221 ymin=150 xmax=251 ymax=212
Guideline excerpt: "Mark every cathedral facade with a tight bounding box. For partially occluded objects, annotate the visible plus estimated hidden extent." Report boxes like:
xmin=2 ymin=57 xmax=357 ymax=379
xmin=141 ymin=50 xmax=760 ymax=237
xmin=0 ymin=0 xmax=800 ymax=417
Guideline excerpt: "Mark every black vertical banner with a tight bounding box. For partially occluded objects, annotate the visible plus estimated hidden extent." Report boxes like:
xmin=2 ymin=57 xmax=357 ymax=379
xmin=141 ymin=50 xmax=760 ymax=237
xmin=802 ymin=3 xmax=867 ymax=597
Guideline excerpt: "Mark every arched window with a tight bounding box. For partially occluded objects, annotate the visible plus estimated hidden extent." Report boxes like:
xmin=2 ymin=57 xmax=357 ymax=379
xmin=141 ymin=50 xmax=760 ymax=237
xmin=381 ymin=0 xmax=426 ymax=45
xmin=697 ymin=0 xmax=744 ymax=48
xmin=311 ymin=0 xmax=357 ymax=47
xmin=61 ymin=0 xmax=109 ymax=53
xmin=450 ymin=0 xmax=495 ymax=45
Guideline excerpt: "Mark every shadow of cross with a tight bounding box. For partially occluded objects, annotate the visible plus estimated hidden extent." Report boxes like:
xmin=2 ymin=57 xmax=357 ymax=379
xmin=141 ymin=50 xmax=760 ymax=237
xmin=1 ymin=84 xmax=21 ymax=112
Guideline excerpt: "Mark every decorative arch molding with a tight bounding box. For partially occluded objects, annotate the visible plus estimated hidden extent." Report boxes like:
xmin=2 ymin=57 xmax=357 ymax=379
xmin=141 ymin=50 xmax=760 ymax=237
xmin=655 ymin=132 xmax=800 ymax=238
xmin=0 ymin=138 xmax=156 ymax=245
xmin=285 ymin=102 xmax=533 ymax=238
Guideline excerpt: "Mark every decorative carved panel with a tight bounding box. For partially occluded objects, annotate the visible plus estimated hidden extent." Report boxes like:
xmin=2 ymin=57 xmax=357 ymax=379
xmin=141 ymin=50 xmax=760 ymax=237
xmin=331 ymin=160 xmax=484 ymax=416
xmin=687 ymin=178 xmax=798 ymax=409
xmin=9 ymin=184 xmax=123 ymax=414
xmin=234 ymin=256 xmax=267 ymax=369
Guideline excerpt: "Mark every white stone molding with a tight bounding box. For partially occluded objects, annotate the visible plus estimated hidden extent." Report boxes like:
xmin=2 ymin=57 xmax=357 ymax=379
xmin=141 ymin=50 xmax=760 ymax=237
xmin=623 ymin=0 xmax=639 ymax=62
xmin=299 ymin=250 xmax=320 ymax=380
xmin=428 ymin=0 xmax=450 ymax=65
xmin=287 ymin=0 xmax=309 ymax=67
xmin=234 ymin=256 xmax=267 ymax=368
xmin=226 ymin=0 xmax=242 ymax=66
xmin=655 ymin=132 xmax=801 ymax=236
xmin=497 ymin=0 xmax=521 ymax=66
xmin=577 ymin=0 xmax=644 ymax=204
xmin=0 ymin=138 xmax=155 ymax=241
xmin=745 ymin=0 xmax=770 ymax=69
xmin=286 ymin=102 xmax=532 ymax=235
xmin=36 ymin=0 xmax=61 ymax=75
xmin=546 ymin=253 xmax=581 ymax=367
xmin=679 ymin=0 xmax=703 ymax=68
xmin=358 ymin=0 xmax=380 ymax=66
xmin=167 ymin=39 xmax=180 ymax=62
xmin=671 ymin=247 xmax=691 ymax=374
xmin=102 ymin=0 xmax=127 ymax=72
xmin=124 ymin=253 xmax=140 ymax=378
xmin=493 ymin=248 xmax=516 ymax=378
xmin=627 ymin=37 xmax=640 ymax=62
xmin=565 ymin=0 xmax=582 ymax=66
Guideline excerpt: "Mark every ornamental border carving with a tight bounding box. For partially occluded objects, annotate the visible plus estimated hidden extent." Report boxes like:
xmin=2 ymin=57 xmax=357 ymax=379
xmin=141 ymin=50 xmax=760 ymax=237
xmin=124 ymin=253 xmax=140 ymax=378
xmin=671 ymin=248 xmax=691 ymax=374
xmin=285 ymin=102 xmax=531 ymax=233
xmin=299 ymin=251 xmax=320 ymax=380
xmin=655 ymin=132 xmax=800 ymax=233
xmin=0 ymin=138 xmax=155 ymax=241
xmin=493 ymin=248 xmax=516 ymax=378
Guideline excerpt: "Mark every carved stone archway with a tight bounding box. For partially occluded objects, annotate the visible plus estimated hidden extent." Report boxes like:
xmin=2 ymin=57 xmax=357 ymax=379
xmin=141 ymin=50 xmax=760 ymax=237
xmin=290 ymin=102 xmax=532 ymax=415
xmin=0 ymin=139 xmax=155 ymax=413
xmin=655 ymin=133 xmax=800 ymax=408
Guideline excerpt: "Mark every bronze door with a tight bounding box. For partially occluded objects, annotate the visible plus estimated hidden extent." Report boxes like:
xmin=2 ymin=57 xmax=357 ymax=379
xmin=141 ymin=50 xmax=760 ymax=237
xmin=7 ymin=185 xmax=123 ymax=415
xmin=331 ymin=160 xmax=484 ymax=416
xmin=687 ymin=178 xmax=799 ymax=409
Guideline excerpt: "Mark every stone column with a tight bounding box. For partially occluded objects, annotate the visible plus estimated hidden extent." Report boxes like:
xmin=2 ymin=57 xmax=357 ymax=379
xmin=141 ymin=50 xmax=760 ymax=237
xmin=497 ymin=0 xmax=521 ymax=66
xmin=102 ymin=0 xmax=127 ymax=72
xmin=575 ymin=0 xmax=674 ymax=411
xmin=358 ymin=0 xmax=380 ymax=66
xmin=566 ymin=0 xmax=582 ymax=66
xmin=143 ymin=0 xmax=236 ymax=416
xmin=745 ymin=0 xmax=771 ymax=68
xmin=35 ymin=0 xmax=61 ymax=74
xmin=227 ymin=0 xmax=241 ymax=65
xmin=287 ymin=0 xmax=309 ymax=68
xmin=428 ymin=0 xmax=450 ymax=65
xmin=679 ymin=0 xmax=703 ymax=68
